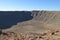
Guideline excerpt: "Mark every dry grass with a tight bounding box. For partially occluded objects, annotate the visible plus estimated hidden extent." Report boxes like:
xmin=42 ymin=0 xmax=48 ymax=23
xmin=0 ymin=29 xmax=60 ymax=40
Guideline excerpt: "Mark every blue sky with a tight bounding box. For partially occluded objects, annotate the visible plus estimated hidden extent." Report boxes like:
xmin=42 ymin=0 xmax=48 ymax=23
xmin=0 ymin=0 xmax=60 ymax=11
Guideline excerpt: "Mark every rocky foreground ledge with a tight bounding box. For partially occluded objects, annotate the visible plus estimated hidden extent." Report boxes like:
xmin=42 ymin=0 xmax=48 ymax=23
xmin=0 ymin=29 xmax=60 ymax=40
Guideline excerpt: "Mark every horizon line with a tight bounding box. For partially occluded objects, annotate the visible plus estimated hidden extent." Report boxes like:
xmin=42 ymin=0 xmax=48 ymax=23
xmin=0 ymin=10 xmax=60 ymax=11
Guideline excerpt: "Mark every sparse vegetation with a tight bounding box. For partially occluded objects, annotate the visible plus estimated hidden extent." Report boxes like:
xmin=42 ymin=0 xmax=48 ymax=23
xmin=0 ymin=29 xmax=60 ymax=40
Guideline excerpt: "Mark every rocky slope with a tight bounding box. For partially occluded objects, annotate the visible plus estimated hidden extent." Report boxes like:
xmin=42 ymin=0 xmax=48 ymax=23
xmin=0 ymin=11 xmax=60 ymax=33
xmin=0 ymin=10 xmax=60 ymax=40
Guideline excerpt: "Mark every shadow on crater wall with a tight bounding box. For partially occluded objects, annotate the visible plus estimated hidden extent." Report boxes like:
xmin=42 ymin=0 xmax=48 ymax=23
xmin=0 ymin=11 xmax=33 ymax=29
